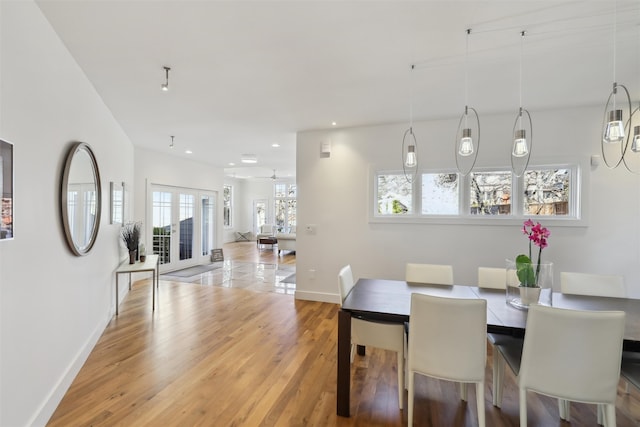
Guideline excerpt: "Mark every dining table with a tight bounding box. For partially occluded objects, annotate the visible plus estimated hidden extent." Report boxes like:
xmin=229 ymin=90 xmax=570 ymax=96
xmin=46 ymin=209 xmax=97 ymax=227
xmin=337 ymin=278 xmax=640 ymax=417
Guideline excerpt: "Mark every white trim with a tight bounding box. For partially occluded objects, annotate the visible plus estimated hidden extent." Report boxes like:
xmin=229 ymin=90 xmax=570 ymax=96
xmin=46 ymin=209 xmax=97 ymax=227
xmin=294 ymin=290 xmax=340 ymax=304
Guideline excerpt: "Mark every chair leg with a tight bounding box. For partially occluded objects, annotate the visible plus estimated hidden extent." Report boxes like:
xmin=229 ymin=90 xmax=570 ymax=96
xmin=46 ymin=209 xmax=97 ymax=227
xmin=604 ymin=403 xmax=616 ymax=427
xmin=476 ymin=382 xmax=486 ymax=427
xmin=459 ymin=382 xmax=468 ymax=401
xmin=408 ymin=371 xmax=415 ymax=426
xmin=519 ymin=388 xmax=528 ymax=427
xmin=597 ymin=404 xmax=604 ymax=426
xmin=558 ymin=399 xmax=570 ymax=420
xmin=492 ymin=349 xmax=505 ymax=407
xmin=396 ymin=350 xmax=404 ymax=409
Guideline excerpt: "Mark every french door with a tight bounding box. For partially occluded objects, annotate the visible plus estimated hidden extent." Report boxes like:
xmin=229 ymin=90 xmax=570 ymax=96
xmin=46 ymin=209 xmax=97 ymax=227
xmin=150 ymin=185 xmax=217 ymax=272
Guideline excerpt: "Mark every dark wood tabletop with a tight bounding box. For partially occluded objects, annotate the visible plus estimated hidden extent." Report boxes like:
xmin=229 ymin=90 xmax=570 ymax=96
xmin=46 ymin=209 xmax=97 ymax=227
xmin=337 ymin=278 xmax=640 ymax=417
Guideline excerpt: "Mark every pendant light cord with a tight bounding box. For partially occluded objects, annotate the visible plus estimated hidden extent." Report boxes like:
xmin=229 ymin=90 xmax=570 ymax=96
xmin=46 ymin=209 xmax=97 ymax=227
xmin=410 ymin=64 xmax=414 ymax=129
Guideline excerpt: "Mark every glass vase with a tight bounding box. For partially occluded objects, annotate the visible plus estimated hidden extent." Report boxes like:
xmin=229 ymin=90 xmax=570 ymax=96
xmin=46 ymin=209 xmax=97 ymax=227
xmin=506 ymin=258 xmax=553 ymax=310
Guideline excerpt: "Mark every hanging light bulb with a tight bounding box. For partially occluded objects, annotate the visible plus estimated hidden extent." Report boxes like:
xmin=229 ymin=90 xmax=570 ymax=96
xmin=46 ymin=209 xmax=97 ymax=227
xmin=510 ymin=31 xmax=533 ymax=177
xmin=454 ymin=29 xmax=480 ymax=175
xmin=459 ymin=128 xmax=473 ymax=156
xmin=402 ymin=65 xmax=419 ymax=182
xmin=632 ymin=126 xmax=640 ymax=152
xmin=603 ymin=103 xmax=625 ymax=144
xmin=405 ymin=136 xmax=417 ymax=168
xmin=513 ymin=129 xmax=528 ymax=158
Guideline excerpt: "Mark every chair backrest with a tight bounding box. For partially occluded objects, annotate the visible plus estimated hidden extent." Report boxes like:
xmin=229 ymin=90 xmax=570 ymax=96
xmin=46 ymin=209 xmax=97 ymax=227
xmin=260 ymin=224 xmax=274 ymax=234
xmin=408 ymin=293 xmax=487 ymax=382
xmin=518 ymin=304 xmax=625 ymax=403
xmin=560 ymin=271 xmax=626 ymax=298
xmin=338 ymin=265 xmax=355 ymax=306
xmin=478 ymin=267 xmax=506 ymax=289
xmin=406 ymin=263 xmax=453 ymax=285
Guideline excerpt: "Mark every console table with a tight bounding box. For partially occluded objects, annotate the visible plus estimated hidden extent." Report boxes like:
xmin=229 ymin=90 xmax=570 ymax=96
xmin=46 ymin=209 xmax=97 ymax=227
xmin=114 ymin=254 xmax=159 ymax=315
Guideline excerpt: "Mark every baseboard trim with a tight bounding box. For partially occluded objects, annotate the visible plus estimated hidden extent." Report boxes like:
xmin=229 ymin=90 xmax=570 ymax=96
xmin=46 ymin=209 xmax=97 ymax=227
xmin=29 ymin=310 xmax=112 ymax=426
xmin=295 ymin=290 xmax=340 ymax=304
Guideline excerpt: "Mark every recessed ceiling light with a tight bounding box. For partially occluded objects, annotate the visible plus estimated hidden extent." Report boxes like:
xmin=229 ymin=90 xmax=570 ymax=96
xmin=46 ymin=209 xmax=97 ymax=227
xmin=332 ymin=121 xmax=337 ymax=126
xmin=241 ymin=154 xmax=257 ymax=164
xmin=272 ymin=143 xmax=280 ymax=148
xmin=185 ymin=150 xmax=192 ymax=154
xmin=228 ymin=162 xmax=235 ymax=166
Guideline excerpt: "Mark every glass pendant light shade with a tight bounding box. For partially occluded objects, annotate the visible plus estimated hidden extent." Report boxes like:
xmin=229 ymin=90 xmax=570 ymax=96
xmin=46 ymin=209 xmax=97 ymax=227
xmin=603 ymin=109 xmax=625 ymax=144
xmin=632 ymin=126 xmax=640 ymax=153
xmin=405 ymin=144 xmax=417 ymax=168
xmin=601 ymin=83 xmax=632 ymax=169
xmin=459 ymin=128 xmax=474 ymax=156
xmin=512 ymin=129 xmax=529 ymax=157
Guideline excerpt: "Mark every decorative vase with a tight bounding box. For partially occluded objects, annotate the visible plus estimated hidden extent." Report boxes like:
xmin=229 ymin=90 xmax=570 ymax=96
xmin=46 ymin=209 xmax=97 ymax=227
xmin=506 ymin=258 xmax=553 ymax=309
xmin=129 ymin=250 xmax=136 ymax=264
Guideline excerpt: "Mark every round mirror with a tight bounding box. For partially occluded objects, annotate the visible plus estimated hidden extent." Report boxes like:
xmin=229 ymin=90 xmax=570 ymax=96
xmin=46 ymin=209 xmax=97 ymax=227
xmin=61 ymin=142 xmax=101 ymax=256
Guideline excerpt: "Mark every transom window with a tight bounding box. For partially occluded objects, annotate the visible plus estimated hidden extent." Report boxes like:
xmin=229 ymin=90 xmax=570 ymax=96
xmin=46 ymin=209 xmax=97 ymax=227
xmin=373 ymin=164 xmax=580 ymax=223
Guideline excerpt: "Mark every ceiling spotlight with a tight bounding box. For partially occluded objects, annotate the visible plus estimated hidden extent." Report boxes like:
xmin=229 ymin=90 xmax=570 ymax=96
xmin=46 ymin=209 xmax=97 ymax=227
xmin=241 ymin=154 xmax=257 ymax=164
xmin=161 ymin=66 xmax=171 ymax=92
xmin=332 ymin=121 xmax=337 ymax=126
xmin=185 ymin=150 xmax=192 ymax=154
xmin=169 ymin=135 xmax=175 ymax=148
xmin=228 ymin=162 xmax=235 ymax=166
xmin=272 ymin=143 xmax=280 ymax=148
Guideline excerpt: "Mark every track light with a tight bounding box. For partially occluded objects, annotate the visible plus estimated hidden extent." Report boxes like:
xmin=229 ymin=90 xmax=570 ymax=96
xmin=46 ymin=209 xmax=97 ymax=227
xmin=161 ymin=66 xmax=171 ymax=92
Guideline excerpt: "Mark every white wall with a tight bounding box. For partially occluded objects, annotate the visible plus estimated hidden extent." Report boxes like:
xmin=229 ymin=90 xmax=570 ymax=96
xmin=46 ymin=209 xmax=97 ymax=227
xmin=295 ymin=105 xmax=640 ymax=302
xmin=0 ymin=2 xmax=134 ymax=425
xmin=133 ymin=147 xmax=225 ymax=251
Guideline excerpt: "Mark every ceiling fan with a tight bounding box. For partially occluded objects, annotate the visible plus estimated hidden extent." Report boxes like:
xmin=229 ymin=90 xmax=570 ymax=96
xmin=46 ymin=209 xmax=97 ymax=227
xmin=257 ymin=169 xmax=280 ymax=180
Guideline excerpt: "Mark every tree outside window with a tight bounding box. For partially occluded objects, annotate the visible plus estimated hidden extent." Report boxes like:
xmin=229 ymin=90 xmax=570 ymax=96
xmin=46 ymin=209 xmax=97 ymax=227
xmin=377 ymin=174 xmax=412 ymax=215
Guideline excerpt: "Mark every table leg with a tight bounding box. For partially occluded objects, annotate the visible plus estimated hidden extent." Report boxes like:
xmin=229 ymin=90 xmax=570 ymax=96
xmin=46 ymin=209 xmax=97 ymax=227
xmin=337 ymin=309 xmax=351 ymax=417
xmin=152 ymin=268 xmax=155 ymax=311
xmin=357 ymin=345 xmax=366 ymax=356
xmin=116 ymin=273 xmax=119 ymax=316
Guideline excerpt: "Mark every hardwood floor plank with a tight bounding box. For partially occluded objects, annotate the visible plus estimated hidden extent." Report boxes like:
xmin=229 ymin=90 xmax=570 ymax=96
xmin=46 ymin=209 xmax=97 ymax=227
xmin=47 ymin=243 xmax=640 ymax=426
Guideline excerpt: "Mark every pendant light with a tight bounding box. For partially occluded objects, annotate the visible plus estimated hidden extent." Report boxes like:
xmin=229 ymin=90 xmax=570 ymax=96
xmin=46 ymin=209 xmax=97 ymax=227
xmin=402 ymin=64 xmax=419 ymax=183
xmin=161 ymin=66 xmax=171 ymax=92
xmin=511 ymin=31 xmax=533 ymax=178
xmin=455 ymin=29 xmax=480 ymax=176
xmin=601 ymin=1 xmax=632 ymax=169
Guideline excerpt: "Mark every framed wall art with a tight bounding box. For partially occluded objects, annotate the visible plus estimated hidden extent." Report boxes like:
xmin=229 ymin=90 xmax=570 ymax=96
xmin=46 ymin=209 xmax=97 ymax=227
xmin=0 ymin=139 xmax=13 ymax=240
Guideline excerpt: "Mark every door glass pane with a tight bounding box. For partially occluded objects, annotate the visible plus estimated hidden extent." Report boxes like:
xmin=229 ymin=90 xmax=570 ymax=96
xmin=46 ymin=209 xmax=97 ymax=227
xmin=275 ymin=199 xmax=286 ymax=232
xmin=179 ymin=194 xmax=194 ymax=261
xmin=152 ymin=191 xmax=172 ymax=265
xmin=255 ymin=201 xmax=267 ymax=231
xmin=201 ymin=195 xmax=215 ymax=256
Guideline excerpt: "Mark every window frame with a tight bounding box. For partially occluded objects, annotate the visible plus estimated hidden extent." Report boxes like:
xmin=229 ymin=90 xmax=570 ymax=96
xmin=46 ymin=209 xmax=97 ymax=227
xmin=223 ymin=184 xmax=232 ymax=229
xmin=369 ymin=160 xmax=586 ymax=227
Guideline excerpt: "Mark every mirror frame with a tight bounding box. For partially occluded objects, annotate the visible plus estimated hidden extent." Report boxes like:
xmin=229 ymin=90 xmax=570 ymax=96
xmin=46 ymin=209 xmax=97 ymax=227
xmin=61 ymin=141 xmax=102 ymax=256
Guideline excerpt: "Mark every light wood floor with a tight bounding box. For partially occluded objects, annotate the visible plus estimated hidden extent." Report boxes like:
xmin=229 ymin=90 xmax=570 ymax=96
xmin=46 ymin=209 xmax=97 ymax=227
xmin=47 ymin=243 xmax=640 ymax=426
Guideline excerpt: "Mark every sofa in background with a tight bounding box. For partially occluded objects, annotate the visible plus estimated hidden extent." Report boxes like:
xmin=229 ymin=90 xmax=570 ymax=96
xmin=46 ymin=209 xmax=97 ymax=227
xmin=276 ymin=226 xmax=296 ymax=254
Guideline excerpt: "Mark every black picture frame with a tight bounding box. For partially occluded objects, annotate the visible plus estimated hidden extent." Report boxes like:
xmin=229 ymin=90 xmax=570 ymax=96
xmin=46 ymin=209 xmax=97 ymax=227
xmin=0 ymin=139 xmax=13 ymax=240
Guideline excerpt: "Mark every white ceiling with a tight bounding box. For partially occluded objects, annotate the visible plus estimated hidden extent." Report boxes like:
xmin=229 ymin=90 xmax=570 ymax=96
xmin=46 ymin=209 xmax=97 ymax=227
xmin=35 ymin=1 xmax=640 ymax=180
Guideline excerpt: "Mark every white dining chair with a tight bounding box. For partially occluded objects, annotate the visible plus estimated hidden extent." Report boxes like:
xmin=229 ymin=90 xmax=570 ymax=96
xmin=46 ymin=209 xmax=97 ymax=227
xmin=560 ymin=271 xmax=626 ymax=298
xmin=407 ymin=293 xmax=487 ymax=427
xmin=405 ymin=263 xmax=453 ymax=285
xmin=516 ymin=304 xmax=625 ymax=427
xmin=476 ymin=267 xmax=525 ymax=408
xmin=478 ymin=267 xmax=507 ymax=290
xmin=338 ymin=265 xmax=405 ymax=409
